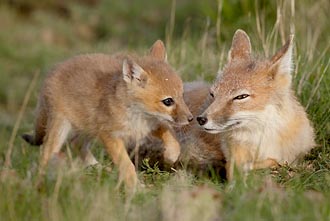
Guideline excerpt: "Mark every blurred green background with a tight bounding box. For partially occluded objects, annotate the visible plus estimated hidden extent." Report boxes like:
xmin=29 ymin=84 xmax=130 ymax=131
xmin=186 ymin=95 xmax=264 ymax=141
xmin=0 ymin=1 xmax=330 ymax=220
xmin=1 ymin=0 xmax=329 ymax=134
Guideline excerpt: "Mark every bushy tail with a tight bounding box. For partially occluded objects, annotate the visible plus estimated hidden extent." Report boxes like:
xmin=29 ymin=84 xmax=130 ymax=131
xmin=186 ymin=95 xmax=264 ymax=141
xmin=21 ymin=133 xmax=43 ymax=146
xmin=21 ymin=99 xmax=47 ymax=146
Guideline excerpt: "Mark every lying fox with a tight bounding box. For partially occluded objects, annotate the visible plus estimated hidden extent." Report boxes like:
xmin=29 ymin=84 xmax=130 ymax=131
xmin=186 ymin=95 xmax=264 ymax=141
xmin=195 ymin=30 xmax=315 ymax=179
xmin=22 ymin=40 xmax=193 ymax=191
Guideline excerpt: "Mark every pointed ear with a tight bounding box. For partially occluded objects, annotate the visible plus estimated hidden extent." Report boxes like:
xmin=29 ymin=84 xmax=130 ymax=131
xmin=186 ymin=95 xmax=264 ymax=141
xmin=123 ymin=59 xmax=148 ymax=87
xmin=270 ymin=35 xmax=294 ymax=76
xmin=228 ymin=29 xmax=252 ymax=62
xmin=149 ymin=40 xmax=167 ymax=62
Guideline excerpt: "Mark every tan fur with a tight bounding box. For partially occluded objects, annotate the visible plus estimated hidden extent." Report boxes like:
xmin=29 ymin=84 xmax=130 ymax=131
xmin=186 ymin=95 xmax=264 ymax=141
xmin=23 ymin=40 xmax=192 ymax=191
xmin=176 ymin=82 xmax=226 ymax=174
xmin=122 ymin=31 xmax=314 ymax=180
xmin=129 ymin=81 xmax=226 ymax=176
xmin=196 ymin=30 xmax=315 ymax=180
xmin=152 ymin=124 xmax=181 ymax=165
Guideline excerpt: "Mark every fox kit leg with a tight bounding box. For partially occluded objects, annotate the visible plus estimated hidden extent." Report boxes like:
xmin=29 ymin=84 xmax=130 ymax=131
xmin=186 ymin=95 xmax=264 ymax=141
xmin=79 ymin=140 xmax=99 ymax=166
xmin=70 ymin=135 xmax=98 ymax=166
xmin=39 ymin=116 xmax=71 ymax=175
xmin=153 ymin=125 xmax=180 ymax=165
xmin=100 ymin=133 xmax=138 ymax=192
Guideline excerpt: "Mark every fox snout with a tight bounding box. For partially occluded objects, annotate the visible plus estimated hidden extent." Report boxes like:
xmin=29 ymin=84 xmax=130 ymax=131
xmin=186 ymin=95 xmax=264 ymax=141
xmin=176 ymin=112 xmax=193 ymax=125
xmin=197 ymin=116 xmax=208 ymax=126
xmin=196 ymin=113 xmax=224 ymax=134
xmin=174 ymin=102 xmax=193 ymax=126
xmin=195 ymin=99 xmax=227 ymax=133
xmin=188 ymin=115 xmax=194 ymax=122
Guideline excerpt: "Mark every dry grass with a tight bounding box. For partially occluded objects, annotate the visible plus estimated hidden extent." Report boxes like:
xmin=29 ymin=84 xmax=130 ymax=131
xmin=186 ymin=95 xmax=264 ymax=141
xmin=0 ymin=0 xmax=329 ymax=220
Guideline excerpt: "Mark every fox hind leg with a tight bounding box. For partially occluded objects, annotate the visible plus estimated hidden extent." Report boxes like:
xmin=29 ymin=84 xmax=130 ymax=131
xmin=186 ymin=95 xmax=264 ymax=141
xmin=38 ymin=116 xmax=72 ymax=176
xmin=70 ymin=135 xmax=99 ymax=166
xmin=79 ymin=140 xmax=99 ymax=166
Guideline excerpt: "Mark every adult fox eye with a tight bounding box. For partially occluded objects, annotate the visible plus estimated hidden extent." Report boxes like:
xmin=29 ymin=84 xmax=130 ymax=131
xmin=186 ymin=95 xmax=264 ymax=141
xmin=162 ymin=98 xmax=174 ymax=106
xmin=233 ymin=94 xmax=250 ymax=100
xmin=210 ymin=92 xmax=214 ymax=98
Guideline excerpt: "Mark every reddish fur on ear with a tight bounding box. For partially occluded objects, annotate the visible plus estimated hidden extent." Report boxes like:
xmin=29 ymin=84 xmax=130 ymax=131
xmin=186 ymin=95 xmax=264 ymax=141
xmin=123 ymin=59 xmax=147 ymax=86
xmin=270 ymin=35 xmax=294 ymax=76
xmin=271 ymin=35 xmax=293 ymax=64
xmin=149 ymin=40 xmax=167 ymax=61
xmin=228 ymin=29 xmax=252 ymax=62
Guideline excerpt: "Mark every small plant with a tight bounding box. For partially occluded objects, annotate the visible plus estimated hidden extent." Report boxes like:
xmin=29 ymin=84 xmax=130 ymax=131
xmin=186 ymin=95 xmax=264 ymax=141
xmin=141 ymin=159 xmax=171 ymax=185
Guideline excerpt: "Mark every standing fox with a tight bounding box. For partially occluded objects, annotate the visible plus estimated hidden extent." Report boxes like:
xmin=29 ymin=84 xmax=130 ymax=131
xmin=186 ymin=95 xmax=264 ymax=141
xmin=22 ymin=40 xmax=193 ymax=191
xmin=194 ymin=30 xmax=315 ymax=179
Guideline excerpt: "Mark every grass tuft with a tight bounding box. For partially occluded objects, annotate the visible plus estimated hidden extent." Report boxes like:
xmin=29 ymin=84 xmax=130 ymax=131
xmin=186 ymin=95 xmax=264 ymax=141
xmin=0 ymin=0 xmax=329 ymax=220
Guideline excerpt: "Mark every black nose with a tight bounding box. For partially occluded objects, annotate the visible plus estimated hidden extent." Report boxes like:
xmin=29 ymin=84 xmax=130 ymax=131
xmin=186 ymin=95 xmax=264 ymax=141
xmin=197 ymin=116 xmax=208 ymax=126
xmin=188 ymin=116 xmax=194 ymax=122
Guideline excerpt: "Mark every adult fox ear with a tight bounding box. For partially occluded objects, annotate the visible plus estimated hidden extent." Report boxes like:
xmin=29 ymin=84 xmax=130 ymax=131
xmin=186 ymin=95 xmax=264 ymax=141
xmin=149 ymin=40 xmax=167 ymax=62
xmin=228 ymin=29 xmax=252 ymax=62
xmin=123 ymin=59 xmax=148 ymax=87
xmin=270 ymin=35 xmax=294 ymax=77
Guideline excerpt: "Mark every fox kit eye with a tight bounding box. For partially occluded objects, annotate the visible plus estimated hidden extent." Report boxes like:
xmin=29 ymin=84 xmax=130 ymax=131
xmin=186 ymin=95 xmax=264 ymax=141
xmin=209 ymin=92 xmax=214 ymax=98
xmin=233 ymin=94 xmax=250 ymax=100
xmin=162 ymin=97 xmax=175 ymax=106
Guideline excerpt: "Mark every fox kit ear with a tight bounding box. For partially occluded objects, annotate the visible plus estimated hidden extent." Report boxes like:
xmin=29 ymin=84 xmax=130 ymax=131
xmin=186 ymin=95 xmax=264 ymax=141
xmin=270 ymin=35 xmax=294 ymax=76
xmin=123 ymin=59 xmax=147 ymax=87
xmin=228 ymin=29 xmax=252 ymax=62
xmin=149 ymin=40 xmax=167 ymax=62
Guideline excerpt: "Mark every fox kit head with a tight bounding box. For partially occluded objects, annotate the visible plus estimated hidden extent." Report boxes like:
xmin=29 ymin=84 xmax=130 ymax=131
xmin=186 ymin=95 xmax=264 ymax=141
xmin=197 ymin=29 xmax=294 ymax=133
xmin=123 ymin=40 xmax=193 ymax=125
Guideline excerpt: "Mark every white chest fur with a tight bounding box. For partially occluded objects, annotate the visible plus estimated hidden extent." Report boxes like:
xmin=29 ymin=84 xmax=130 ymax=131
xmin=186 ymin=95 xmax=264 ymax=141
xmin=227 ymin=105 xmax=300 ymax=164
xmin=118 ymin=107 xmax=159 ymax=145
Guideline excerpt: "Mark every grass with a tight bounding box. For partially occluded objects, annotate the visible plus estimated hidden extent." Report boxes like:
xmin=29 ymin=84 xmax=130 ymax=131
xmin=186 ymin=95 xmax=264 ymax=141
xmin=0 ymin=0 xmax=330 ymax=220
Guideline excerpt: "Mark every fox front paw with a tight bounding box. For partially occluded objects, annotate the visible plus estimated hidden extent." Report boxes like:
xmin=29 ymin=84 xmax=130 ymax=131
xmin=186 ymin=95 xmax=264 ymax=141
xmin=242 ymin=162 xmax=253 ymax=172
xmin=163 ymin=145 xmax=180 ymax=165
xmin=117 ymin=163 xmax=139 ymax=194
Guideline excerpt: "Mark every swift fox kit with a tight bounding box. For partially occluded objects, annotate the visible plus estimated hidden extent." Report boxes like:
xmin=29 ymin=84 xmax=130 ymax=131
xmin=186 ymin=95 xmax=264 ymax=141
xmin=176 ymin=82 xmax=226 ymax=174
xmin=130 ymin=81 xmax=226 ymax=176
xmin=196 ymin=30 xmax=315 ymax=179
xmin=22 ymin=40 xmax=193 ymax=190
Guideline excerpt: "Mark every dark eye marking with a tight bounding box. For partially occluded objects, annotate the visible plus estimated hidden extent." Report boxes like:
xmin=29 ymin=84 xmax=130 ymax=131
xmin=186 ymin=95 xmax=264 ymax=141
xmin=233 ymin=94 xmax=250 ymax=100
xmin=210 ymin=92 xmax=214 ymax=98
xmin=162 ymin=97 xmax=175 ymax=106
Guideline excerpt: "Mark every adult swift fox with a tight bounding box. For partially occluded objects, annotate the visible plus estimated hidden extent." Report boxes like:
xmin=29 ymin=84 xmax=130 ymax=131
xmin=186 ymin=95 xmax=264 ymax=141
xmin=195 ymin=30 xmax=315 ymax=180
xmin=22 ymin=40 xmax=193 ymax=190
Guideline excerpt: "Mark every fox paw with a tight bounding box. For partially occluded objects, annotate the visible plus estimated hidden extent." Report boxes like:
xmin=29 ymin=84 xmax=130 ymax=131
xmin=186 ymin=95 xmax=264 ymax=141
xmin=242 ymin=162 xmax=253 ymax=172
xmin=163 ymin=146 xmax=180 ymax=165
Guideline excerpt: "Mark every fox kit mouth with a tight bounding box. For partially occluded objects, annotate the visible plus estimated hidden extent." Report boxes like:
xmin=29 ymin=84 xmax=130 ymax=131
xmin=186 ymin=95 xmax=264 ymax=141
xmin=202 ymin=121 xmax=242 ymax=134
xmin=203 ymin=128 xmax=221 ymax=134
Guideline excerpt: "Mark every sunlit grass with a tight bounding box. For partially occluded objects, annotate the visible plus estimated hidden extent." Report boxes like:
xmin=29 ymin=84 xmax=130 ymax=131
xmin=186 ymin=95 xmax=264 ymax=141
xmin=0 ymin=0 xmax=329 ymax=220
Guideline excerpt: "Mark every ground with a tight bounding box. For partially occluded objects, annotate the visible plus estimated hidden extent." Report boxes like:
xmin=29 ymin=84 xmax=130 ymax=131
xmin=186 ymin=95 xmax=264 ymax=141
xmin=0 ymin=1 xmax=329 ymax=220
